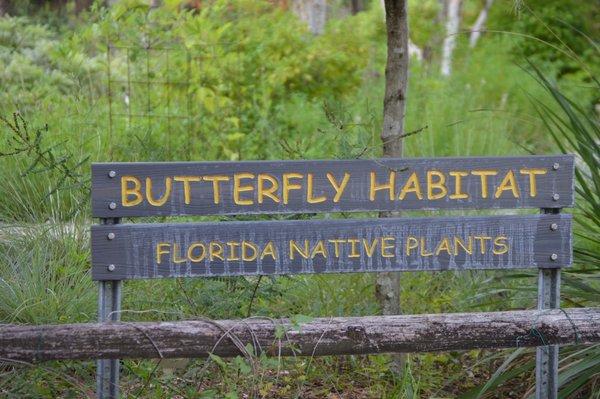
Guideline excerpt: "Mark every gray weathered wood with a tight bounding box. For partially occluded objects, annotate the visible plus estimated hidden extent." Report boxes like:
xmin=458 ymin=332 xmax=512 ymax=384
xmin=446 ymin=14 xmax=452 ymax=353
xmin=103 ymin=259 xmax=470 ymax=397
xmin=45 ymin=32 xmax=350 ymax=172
xmin=91 ymin=214 xmax=572 ymax=280
xmin=91 ymin=155 xmax=574 ymax=217
xmin=1 ymin=308 xmax=598 ymax=362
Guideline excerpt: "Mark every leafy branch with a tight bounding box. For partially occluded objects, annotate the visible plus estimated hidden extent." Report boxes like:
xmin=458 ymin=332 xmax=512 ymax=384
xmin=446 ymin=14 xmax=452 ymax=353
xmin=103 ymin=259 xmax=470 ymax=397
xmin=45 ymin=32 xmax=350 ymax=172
xmin=0 ymin=112 xmax=90 ymax=198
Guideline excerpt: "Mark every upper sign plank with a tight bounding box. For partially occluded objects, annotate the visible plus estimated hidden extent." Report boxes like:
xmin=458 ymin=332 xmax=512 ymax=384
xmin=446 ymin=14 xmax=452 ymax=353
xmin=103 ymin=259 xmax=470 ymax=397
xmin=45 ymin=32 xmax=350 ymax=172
xmin=91 ymin=155 xmax=574 ymax=217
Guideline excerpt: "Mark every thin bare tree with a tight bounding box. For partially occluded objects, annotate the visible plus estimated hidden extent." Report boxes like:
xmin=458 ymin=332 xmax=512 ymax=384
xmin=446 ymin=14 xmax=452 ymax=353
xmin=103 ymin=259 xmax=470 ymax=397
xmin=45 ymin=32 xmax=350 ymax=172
xmin=75 ymin=0 xmax=93 ymax=14
xmin=441 ymin=0 xmax=461 ymax=76
xmin=376 ymin=0 xmax=409 ymax=374
xmin=350 ymin=0 xmax=363 ymax=15
xmin=469 ymin=0 xmax=494 ymax=48
xmin=292 ymin=0 xmax=327 ymax=35
xmin=0 ymin=0 xmax=8 ymax=16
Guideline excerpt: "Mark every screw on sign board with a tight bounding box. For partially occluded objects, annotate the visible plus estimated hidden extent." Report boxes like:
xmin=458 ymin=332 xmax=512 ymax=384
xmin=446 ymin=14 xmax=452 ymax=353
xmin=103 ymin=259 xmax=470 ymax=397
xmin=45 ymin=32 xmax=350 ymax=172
xmin=91 ymin=155 xmax=574 ymax=399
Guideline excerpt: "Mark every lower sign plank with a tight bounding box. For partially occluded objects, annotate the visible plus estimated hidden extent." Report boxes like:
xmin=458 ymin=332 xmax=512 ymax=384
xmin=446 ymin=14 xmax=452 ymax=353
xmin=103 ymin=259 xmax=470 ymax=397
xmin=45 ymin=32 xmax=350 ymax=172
xmin=91 ymin=214 xmax=572 ymax=280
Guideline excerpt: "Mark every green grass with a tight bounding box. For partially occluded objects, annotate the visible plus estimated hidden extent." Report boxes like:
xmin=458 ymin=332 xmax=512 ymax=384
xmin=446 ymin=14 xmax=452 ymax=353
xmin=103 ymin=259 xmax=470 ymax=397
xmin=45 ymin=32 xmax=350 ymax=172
xmin=0 ymin=224 xmax=93 ymax=324
xmin=0 ymin=1 xmax=598 ymax=397
xmin=463 ymin=61 xmax=600 ymax=399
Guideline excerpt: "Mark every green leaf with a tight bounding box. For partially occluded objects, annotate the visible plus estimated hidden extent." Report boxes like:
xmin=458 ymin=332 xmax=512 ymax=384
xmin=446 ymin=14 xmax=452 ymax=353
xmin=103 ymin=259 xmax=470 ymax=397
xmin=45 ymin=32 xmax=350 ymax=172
xmin=208 ymin=353 xmax=227 ymax=370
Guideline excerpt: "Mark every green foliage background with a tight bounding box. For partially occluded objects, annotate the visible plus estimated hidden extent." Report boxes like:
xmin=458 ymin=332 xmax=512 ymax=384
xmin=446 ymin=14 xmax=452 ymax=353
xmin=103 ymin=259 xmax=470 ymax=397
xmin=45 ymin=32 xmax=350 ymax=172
xmin=0 ymin=0 xmax=598 ymax=397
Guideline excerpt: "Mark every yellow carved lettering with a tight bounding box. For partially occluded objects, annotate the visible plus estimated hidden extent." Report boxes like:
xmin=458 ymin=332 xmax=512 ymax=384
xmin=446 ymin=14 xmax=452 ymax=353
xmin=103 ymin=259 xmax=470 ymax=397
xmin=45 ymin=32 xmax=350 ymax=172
xmin=226 ymin=242 xmax=240 ymax=261
xmin=233 ymin=173 xmax=255 ymax=205
xmin=156 ymin=242 xmax=170 ymax=264
xmin=347 ymin=239 xmax=360 ymax=258
xmin=209 ymin=242 xmax=224 ymax=261
xmin=326 ymin=172 xmax=350 ymax=203
xmin=370 ymin=171 xmax=396 ymax=201
xmin=311 ymin=240 xmax=328 ymax=258
xmin=406 ymin=236 xmax=419 ymax=255
xmin=174 ymin=176 xmax=201 ymax=205
xmin=427 ymin=170 xmax=447 ymax=200
xmin=242 ymin=241 xmax=258 ymax=261
xmin=261 ymin=241 xmax=277 ymax=260
xmin=471 ymin=170 xmax=498 ymax=198
xmin=453 ymin=236 xmax=473 ymax=255
xmin=328 ymin=239 xmax=345 ymax=258
xmin=362 ymin=239 xmax=378 ymax=257
xmin=146 ymin=177 xmax=172 ymax=206
xmin=449 ymin=171 xmax=469 ymax=200
xmin=307 ymin=173 xmax=326 ymax=204
xmin=520 ymin=168 xmax=547 ymax=197
xmin=121 ymin=176 xmax=143 ymax=207
xmin=474 ymin=236 xmax=492 ymax=254
xmin=399 ymin=172 xmax=423 ymax=200
xmin=420 ymin=237 xmax=433 ymax=257
xmin=172 ymin=243 xmax=186 ymax=264
xmin=493 ymin=236 xmax=509 ymax=255
xmin=381 ymin=237 xmax=395 ymax=258
xmin=257 ymin=174 xmax=280 ymax=204
xmin=290 ymin=240 xmax=310 ymax=260
xmin=435 ymin=237 xmax=452 ymax=255
xmin=494 ymin=170 xmax=520 ymax=198
xmin=282 ymin=173 xmax=303 ymax=205
xmin=187 ymin=242 xmax=206 ymax=262
xmin=203 ymin=175 xmax=230 ymax=205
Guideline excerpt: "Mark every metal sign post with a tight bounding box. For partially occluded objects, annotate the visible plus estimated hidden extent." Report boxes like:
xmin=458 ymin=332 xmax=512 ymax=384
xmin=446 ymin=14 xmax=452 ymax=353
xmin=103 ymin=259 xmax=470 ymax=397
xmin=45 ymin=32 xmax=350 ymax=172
xmin=536 ymin=208 xmax=561 ymax=399
xmin=97 ymin=217 xmax=122 ymax=399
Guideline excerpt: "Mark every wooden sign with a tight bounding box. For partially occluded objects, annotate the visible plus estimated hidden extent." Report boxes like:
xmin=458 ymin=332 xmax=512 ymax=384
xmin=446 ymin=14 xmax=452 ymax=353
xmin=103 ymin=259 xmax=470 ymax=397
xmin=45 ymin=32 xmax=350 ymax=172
xmin=91 ymin=214 xmax=572 ymax=280
xmin=91 ymin=155 xmax=574 ymax=217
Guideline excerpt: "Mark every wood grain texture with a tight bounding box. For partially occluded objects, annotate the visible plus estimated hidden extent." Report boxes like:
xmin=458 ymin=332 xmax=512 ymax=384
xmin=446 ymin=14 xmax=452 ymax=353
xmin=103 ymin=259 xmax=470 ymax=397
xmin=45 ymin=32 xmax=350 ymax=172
xmin=91 ymin=214 xmax=572 ymax=280
xmin=1 ymin=308 xmax=597 ymax=362
xmin=91 ymin=155 xmax=575 ymax=217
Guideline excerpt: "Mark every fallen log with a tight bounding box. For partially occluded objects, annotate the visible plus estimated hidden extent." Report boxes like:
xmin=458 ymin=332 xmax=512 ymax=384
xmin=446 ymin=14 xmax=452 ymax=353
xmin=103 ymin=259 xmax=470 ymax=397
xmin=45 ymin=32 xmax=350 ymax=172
xmin=1 ymin=308 xmax=599 ymax=362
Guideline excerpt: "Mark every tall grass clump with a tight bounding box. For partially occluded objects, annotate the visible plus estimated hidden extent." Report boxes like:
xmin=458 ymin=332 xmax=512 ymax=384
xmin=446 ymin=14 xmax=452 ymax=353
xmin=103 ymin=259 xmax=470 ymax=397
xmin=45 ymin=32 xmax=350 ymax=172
xmin=467 ymin=63 xmax=600 ymax=398
xmin=0 ymin=113 xmax=89 ymax=223
xmin=529 ymin=63 xmax=600 ymax=397
xmin=0 ymin=224 xmax=94 ymax=324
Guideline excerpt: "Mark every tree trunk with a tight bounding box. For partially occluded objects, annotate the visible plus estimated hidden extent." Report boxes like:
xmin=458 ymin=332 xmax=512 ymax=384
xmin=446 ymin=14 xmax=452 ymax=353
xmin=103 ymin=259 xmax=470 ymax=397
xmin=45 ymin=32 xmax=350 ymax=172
xmin=47 ymin=0 xmax=68 ymax=12
xmin=1 ymin=308 xmax=598 ymax=362
xmin=74 ymin=0 xmax=93 ymax=14
xmin=441 ymin=0 xmax=461 ymax=76
xmin=469 ymin=0 xmax=493 ymax=48
xmin=292 ymin=0 xmax=327 ymax=35
xmin=350 ymin=0 xmax=363 ymax=15
xmin=408 ymin=39 xmax=423 ymax=61
xmin=381 ymin=0 xmax=407 ymax=167
xmin=0 ymin=0 xmax=8 ymax=16
xmin=378 ymin=0 xmax=409 ymax=374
